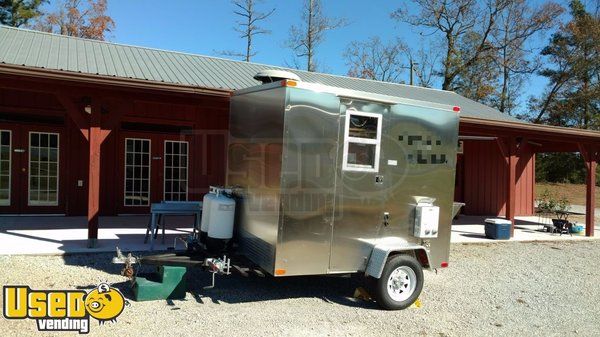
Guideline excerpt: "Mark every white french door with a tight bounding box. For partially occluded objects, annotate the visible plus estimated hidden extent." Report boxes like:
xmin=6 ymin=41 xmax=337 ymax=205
xmin=28 ymin=132 xmax=59 ymax=206
xmin=119 ymin=134 xmax=191 ymax=213
xmin=0 ymin=124 xmax=65 ymax=214
xmin=163 ymin=140 xmax=188 ymax=201
xmin=0 ymin=130 xmax=11 ymax=206
xmin=123 ymin=138 xmax=151 ymax=207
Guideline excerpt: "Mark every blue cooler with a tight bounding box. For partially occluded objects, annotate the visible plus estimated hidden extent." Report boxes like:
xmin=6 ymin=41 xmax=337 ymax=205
xmin=484 ymin=218 xmax=511 ymax=240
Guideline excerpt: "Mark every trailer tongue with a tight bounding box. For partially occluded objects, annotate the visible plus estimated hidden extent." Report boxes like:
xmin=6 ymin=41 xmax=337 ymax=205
xmin=114 ymin=74 xmax=460 ymax=310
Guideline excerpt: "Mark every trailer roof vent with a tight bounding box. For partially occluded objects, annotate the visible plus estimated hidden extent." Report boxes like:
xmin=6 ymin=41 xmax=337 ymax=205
xmin=254 ymin=70 xmax=301 ymax=84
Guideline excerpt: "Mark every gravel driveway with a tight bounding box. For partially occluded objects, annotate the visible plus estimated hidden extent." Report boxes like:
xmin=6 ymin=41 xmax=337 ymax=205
xmin=1 ymin=241 xmax=599 ymax=337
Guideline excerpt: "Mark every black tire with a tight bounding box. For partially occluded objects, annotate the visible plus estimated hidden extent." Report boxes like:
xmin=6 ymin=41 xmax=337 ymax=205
xmin=374 ymin=254 xmax=424 ymax=310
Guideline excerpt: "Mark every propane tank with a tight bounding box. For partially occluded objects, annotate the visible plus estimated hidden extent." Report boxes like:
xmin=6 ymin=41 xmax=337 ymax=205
xmin=200 ymin=188 xmax=217 ymax=243
xmin=206 ymin=191 xmax=236 ymax=253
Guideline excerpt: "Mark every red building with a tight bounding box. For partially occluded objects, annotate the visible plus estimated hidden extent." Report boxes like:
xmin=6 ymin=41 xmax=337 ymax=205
xmin=0 ymin=26 xmax=598 ymax=245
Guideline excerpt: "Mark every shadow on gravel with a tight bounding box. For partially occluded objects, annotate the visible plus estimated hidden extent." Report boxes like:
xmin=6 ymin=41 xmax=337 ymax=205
xmin=61 ymin=252 xmax=378 ymax=309
xmin=185 ymin=268 xmax=379 ymax=309
xmin=459 ymin=233 xmax=488 ymax=239
xmin=62 ymin=251 xmax=161 ymax=275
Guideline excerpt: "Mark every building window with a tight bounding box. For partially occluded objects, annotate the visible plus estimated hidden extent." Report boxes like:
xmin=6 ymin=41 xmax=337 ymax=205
xmin=124 ymin=138 xmax=150 ymax=206
xmin=0 ymin=130 xmax=11 ymax=206
xmin=342 ymin=111 xmax=382 ymax=172
xmin=164 ymin=140 xmax=188 ymax=201
xmin=29 ymin=132 xmax=59 ymax=206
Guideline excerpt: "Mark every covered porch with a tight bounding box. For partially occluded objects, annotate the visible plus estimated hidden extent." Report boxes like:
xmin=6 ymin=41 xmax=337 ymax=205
xmin=458 ymin=116 xmax=600 ymax=237
xmin=0 ymin=71 xmax=229 ymax=249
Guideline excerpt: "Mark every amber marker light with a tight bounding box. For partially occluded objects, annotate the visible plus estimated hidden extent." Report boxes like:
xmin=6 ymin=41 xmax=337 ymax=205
xmin=282 ymin=79 xmax=297 ymax=87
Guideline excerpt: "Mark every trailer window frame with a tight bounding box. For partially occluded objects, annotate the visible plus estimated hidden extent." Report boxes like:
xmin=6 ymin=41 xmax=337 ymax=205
xmin=342 ymin=110 xmax=382 ymax=172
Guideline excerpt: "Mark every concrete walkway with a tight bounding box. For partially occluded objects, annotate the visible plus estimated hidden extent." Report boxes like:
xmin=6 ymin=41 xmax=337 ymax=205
xmin=0 ymin=214 xmax=598 ymax=255
xmin=452 ymin=215 xmax=600 ymax=243
xmin=0 ymin=215 xmax=195 ymax=255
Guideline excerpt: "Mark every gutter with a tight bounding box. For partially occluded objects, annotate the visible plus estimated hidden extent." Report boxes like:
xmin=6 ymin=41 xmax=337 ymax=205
xmin=460 ymin=116 xmax=600 ymax=140
xmin=0 ymin=63 xmax=232 ymax=97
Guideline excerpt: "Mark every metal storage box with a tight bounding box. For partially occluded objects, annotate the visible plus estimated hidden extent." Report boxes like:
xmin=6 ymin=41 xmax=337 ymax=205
xmin=227 ymin=80 xmax=459 ymax=276
xmin=484 ymin=218 xmax=511 ymax=240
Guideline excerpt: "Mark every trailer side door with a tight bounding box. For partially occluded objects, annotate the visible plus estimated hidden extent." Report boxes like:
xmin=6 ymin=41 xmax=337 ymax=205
xmin=329 ymin=100 xmax=389 ymax=273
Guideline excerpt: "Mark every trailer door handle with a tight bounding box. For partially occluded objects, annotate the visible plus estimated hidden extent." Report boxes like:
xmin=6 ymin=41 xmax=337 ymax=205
xmin=383 ymin=212 xmax=390 ymax=226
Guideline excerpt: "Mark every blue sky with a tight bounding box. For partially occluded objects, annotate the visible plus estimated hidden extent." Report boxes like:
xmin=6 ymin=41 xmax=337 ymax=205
xmin=109 ymin=1 xmax=405 ymax=71
xmin=101 ymin=1 xmax=566 ymax=112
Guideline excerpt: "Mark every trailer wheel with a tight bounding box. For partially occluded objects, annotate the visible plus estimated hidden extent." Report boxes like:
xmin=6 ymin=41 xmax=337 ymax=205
xmin=374 ymin=254 xmax=423 ymax=310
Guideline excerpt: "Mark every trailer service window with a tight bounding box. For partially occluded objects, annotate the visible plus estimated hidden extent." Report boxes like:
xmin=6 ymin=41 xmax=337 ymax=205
xmin=343 ymin=111 xmax=382 ymax=172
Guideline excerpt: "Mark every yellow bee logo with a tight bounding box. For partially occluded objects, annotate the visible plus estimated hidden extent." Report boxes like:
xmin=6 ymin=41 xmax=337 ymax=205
xmin=84 ymin=283 xmax=126 ymax=323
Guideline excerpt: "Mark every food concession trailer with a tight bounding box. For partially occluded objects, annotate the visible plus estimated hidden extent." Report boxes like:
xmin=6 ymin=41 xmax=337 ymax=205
xmin=117 ymin=70 xmax=460 ymax=310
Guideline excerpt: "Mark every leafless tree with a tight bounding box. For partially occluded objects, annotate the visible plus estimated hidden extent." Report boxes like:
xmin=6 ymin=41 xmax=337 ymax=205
xmin=222 ymin=0 xmax=275 ymax=62
xmin=286 ymin=0 xmax=346 ymax=72
xmin=452 ymin=30 xmax=500 ymax=104
xmin=492 ymin=0 xmax=563 ymax=113
xmin=344 ymin=37 xmax=407 ymax=83
xmin=392 ymin=0 xmax=512 ymax=91
xmin=406 ymin=45 xmax=441 ymax=87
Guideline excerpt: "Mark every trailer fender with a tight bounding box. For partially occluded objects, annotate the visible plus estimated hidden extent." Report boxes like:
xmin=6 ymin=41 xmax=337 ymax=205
xmin=365 ymin=242 xmax=431 ymax=279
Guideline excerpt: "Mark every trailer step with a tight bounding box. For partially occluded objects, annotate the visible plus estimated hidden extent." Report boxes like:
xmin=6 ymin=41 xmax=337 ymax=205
xmin=133 ymin=265 xmax=187 ymax=301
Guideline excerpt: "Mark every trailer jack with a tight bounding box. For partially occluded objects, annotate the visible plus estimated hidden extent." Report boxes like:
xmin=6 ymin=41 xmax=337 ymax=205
xmin=112 ymin=247 xmax=139 ymax=282
xmin=204 ymin=255 xmax=231 ymax=289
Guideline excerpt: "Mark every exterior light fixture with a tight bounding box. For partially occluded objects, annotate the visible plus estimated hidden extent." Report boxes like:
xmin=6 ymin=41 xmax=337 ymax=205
xmin=82 ymin=96 xmax=92 ymax=114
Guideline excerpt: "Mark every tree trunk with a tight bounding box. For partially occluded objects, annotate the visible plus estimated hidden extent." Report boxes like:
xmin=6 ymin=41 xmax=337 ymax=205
xmin=307 ymin=0 xmax=314 ymax=71
xmin=246 ymin=9 xmax=252 ymax=62
xmin=442 ymin=34 xmax=455 ymax=90
xmin=499 ymin=45 xmax=509 ymax=113
xmin=583 ymin=78 xmax=589 ymax=128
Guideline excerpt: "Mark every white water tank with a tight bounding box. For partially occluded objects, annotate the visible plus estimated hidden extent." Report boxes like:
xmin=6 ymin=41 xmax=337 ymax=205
xmin=206 ymin=192 xmax=236 ymax=251
xmin=200 ymin=189 xmax=217 ymax=242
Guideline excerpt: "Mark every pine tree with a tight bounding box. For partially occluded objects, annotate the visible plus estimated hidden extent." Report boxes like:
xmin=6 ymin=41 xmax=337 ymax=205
xmin=532 ymin=0 xmax=600 ymax=129
xmin=0 ymin=0 xmax=45 ymax=27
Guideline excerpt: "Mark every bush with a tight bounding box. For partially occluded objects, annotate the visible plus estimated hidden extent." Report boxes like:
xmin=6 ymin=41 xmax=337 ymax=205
xmin=536 ymin=152 xmax=600 ymax=186
xmin=536 ymin=188 xmax=571 ymax=217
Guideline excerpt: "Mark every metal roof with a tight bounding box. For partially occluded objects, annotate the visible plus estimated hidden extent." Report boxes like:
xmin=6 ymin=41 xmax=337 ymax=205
xmin=0 ymin=25 xmax=524 ymax=123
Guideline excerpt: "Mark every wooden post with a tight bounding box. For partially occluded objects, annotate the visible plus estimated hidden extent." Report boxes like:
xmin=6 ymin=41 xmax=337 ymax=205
xmin=506 ymin=139 xmax=517 ymax=236
xmin=497 ymin=137 xmax=517 ymax=236
xmin=57 ymin=93 xmax=120 ymax=247
xmin=585 ymin=160 xmax=596 ymax=237
xmin=579 ymin=144 xmax=597 ymax=237
xmin=87 ymin=100 xmax=102 ymax=247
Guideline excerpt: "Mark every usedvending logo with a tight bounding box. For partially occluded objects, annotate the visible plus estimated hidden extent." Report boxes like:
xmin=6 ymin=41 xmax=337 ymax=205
xmin=3 ymin=283 xmax=127 ymax=334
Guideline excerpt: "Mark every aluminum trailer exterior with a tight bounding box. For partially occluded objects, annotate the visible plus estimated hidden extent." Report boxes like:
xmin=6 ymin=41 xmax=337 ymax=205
xmin=227 ymin=80 xmax=459 ymax=280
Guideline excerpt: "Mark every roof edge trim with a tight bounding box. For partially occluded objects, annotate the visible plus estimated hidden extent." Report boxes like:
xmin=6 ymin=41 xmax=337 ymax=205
xmin=0 ymin=63 xmax=232 ymax=97
xmin=461 ymin=116 xmax=600 ymax=139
